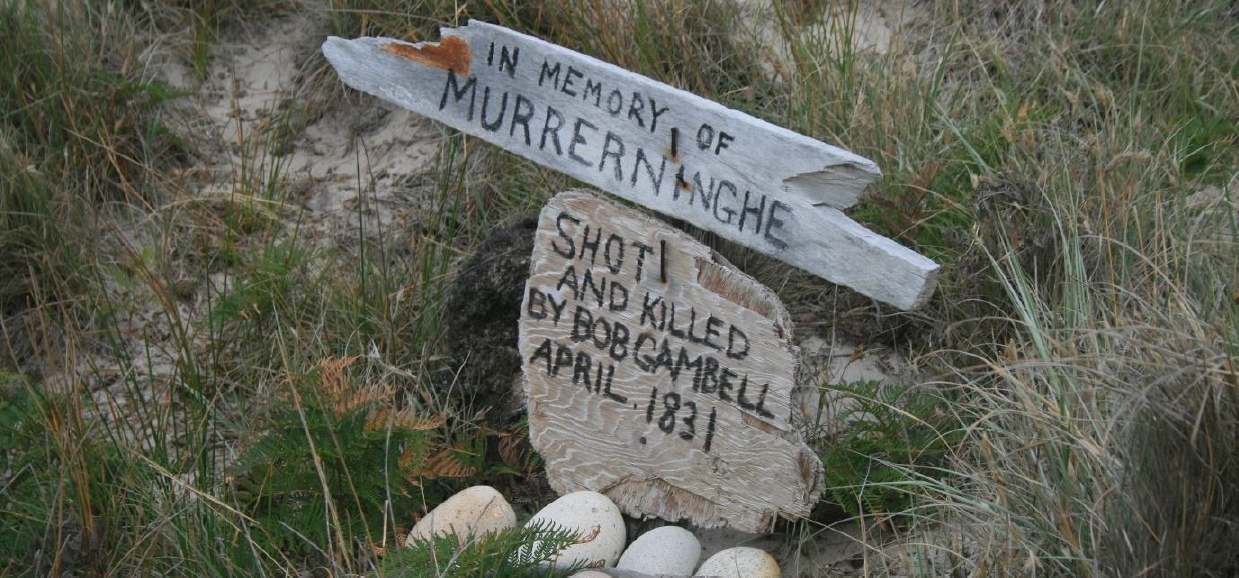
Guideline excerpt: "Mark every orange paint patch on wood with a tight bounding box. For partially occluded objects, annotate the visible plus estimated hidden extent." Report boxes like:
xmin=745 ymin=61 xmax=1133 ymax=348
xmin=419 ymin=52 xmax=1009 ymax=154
xmin=382 ymin=36 xmax=470 ymax=76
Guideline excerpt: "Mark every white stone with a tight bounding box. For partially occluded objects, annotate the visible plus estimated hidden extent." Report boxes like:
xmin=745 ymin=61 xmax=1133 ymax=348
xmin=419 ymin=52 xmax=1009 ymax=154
xmin=525 ymin=491 xmax=627 ymax=568
xmin=617 ymin=525 xmax=701 ymax=575
xmin=405 ymin=485 xmax=516 ymax=547
xmin=695 ymin=546 xmax=780 ymax=577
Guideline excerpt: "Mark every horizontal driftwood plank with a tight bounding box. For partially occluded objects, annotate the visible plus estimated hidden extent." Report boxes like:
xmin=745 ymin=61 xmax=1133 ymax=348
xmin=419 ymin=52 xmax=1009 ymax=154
xmin=322 ymin=21 xmax=939 ymax=309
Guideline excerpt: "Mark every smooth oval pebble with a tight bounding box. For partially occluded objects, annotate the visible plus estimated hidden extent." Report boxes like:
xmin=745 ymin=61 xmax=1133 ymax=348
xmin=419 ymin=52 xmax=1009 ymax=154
xmin=405 ymin=485 xmax=516 ymax=547
xmin=525 ymin=490 xmax=626 ymax=567
xmin=617 ymin=525 xmax=701 ymax=575
xmin=695 ymin=546 xmax=780 ymax=577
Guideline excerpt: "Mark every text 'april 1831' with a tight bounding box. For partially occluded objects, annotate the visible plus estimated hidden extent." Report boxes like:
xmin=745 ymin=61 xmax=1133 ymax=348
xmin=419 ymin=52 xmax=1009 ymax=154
xmin=518 ymin=190 xmax=822 ymax=532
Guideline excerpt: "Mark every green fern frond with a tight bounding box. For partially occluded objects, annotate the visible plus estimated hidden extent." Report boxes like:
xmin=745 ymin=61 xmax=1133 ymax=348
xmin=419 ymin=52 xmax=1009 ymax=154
xmin=225 ymin=358 xmax=447 ymax=554
xmin=384 ymin=519 xmax=591 ymax=577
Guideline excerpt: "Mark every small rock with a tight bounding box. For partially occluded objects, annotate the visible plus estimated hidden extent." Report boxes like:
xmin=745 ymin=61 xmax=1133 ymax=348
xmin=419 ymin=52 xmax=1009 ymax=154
xmin=444 ymin=217 xmax=537 ymax=426
xmin=526 ymin=490 xmax=627 ymax=568
xmin=570 ymin=570 xmax=659 ymax=578
xmin=617 ymin=525 xmax=701 ymax=575
xmin=695 ymin=546 xmax=780 ymax=577
xmin=405 ymin=485 xmax=516 ymax=547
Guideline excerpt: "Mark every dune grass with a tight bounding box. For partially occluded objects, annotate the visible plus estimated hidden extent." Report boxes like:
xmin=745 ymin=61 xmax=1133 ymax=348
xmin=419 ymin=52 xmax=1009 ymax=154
xmin=1 ymin=0 xmax=1235 ymax=575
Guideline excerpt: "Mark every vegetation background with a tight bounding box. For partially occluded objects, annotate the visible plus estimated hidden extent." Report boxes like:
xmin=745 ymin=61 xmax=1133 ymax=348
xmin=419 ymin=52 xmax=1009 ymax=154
xmin=1 ymin=0 xmax=1235 ymax=575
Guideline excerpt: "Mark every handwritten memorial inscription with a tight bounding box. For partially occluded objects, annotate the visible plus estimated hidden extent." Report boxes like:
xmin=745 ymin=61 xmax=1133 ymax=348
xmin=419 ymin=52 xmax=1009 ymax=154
xmin=323 ymin=21 xmax=940 ymax=310
xmin=435 ymin=47 xmax=796 ymax=253
xmin=519 ymin=190 xmax=823 ymax=532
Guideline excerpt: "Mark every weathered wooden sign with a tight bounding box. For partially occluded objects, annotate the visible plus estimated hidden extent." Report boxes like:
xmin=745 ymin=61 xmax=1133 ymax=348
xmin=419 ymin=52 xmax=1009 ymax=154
xmin=518 ymin=190 xmax=822 ymax=532
xmin=322 ymin=21 xmax=939 ymax=310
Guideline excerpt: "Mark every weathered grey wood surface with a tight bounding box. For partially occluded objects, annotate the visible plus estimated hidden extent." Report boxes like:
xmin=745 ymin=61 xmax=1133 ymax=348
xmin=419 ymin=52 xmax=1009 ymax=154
xmin=322 ymin=21 xmax=940 ymax=310
xmin=518 ymin=190 xmax=822 ymax=533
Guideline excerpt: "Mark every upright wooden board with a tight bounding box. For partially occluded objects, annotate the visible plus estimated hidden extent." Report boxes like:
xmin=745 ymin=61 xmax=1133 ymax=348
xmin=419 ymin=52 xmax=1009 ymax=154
xmin=519 ymin=190 xmax=822 ymax=532
xmin=322 ymin=21 xmax=940 ymax=310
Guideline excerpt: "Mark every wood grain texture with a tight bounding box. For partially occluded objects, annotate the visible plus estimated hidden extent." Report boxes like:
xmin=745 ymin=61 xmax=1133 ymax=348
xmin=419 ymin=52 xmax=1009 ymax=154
xmin=322 ymin=21 xmax=939 ymax=309
xmin=518 ymin=190 xmax=822 ymax=532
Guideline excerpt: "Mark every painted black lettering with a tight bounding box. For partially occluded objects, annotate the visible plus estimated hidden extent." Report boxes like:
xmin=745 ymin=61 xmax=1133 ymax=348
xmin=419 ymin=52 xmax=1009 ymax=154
xmin=703 ymin=407 xmax=717 ymax=453
xmin=599 ymin=132 xmax=626 ymax=181
xmin=479 ymin=87 xmax=508 ymax=131
xmin=592 ymin=360 xmax=603 ymax=394
xmin=581 ymin=269 xmax=605 ymax=307
xmin=602 ymin=365 xmax=626 ymax=404
xmin=605 ymin=89 xmax=624 ymax=115
xmin=510 ymin=94 xmax=534 ymax=145
xmin=696 ymin=123 xmax=714 ymax=150
xmin=679 ymin=401 xmax=697 ymax=440
xmin=530 ymin=338 xmax=553 ymax=373
xmin=634 ymin=333 xmax=654 ymax=372
xmin=561 ymin=66 xmax=584 ymax=96
xmin=640 ymin=292 xmax=662 ymax=330
xmin=538 ymin=60 xmax=561 ymax=87
xmin=696 ymin=356 xmax=719 ymax=393
xmin=603 ymin=234 xmax=624 ymax=274
xmin=754 ymin=382 xmax=775 ymax=419
xmin=553 ymin=343 xmax=574 ymax=377
xmin=688 ymin=170 xmax=710 ymax=206
xmin=703 ymin=316 xmax=724 ymax=350
xmin=438 ymin=72 xmax=477 ymax=119
xmin=540 ymin=106 xmax=565 ymax=154
xmin=736 ymin=374 xmax=756 ymax=411
xmin=718 ymin=367 xmax=737 ymax=402
xmin=568 ymin=117 xmax=597 ymax=166
xmin=609 ymin=280 xmax=629 ymax=312
xmin=668 ymin=303 xmax=697 ymax=340
xmin=572 ymin=350 xmax=592 ymax=387
xmin=498 ymin=45 xmax=519 ymax=78
xmin=715 ymin=131 xmax=734 ymax=154
xmin=764 ymin=200 xmax=791 ymax=250
xmin=674 ymin=347 xmax=701 ymax=385
xmin=739 ymin=189 xmax=766 ymax=234
xmin=583 ymin=78 xmax=603 ymax=107
xmin=589 ymin=314 xmax=611 ymax=349
xmin=631 ymin=148 xmax=667 ymax=196
xmin=556 ymin=265 xmax=578 ymax=293
xmin=525 ymin=287 xmax=547 ymax=319
xmin=578 ymin=224 xmax=602 ymax=264
xmin=570 ymin=306 xmax=592 ymax=342
xmin=547 ymin=292 xmax=568 ymax=326
xmin=626 ymin=92 xmax=646 ymax=128
xmin=653 ymin=339 xmax=674 ymax=374
xmin=632 ymin=241 xmax=652 ymax=282
xmin=658 ymin=392 xmax=680 ymax=433
xmin=649 ymin=98 xmax=669 ymax=132
xmin=726 ymin=325 xmax=749 ymax=360
xmin=714 ymin=180 xmax=738 ymax=225
xmin=609 ymin=321 xmax=629 ymax=361
xmin=645 ymin=386 xmax=658 ymax=423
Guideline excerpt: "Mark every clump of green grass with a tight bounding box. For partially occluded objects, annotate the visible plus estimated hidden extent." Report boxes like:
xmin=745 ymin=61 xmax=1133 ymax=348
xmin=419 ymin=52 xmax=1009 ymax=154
xmin=816 ymin=380 xmax=964 ymax=519
xmin=0 ymin=0 xmax=187 ymax=315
